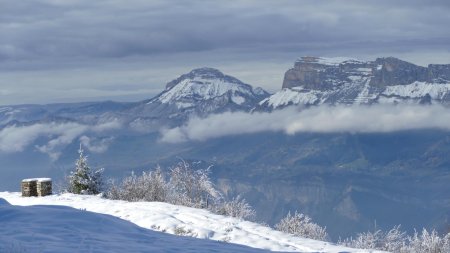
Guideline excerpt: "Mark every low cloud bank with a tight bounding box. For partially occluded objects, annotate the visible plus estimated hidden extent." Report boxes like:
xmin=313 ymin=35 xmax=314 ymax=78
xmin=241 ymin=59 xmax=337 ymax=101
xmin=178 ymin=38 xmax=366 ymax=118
xmin=0 ymin=121 xmax=120 ymax=160
xmin=160 ymin=105 xmax=450 ymax=143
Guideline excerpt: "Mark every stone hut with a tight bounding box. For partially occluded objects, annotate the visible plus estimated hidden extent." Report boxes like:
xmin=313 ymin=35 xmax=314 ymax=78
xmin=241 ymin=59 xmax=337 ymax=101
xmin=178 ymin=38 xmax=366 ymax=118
xmin=21 ymin=178 xmax=52 ymax=197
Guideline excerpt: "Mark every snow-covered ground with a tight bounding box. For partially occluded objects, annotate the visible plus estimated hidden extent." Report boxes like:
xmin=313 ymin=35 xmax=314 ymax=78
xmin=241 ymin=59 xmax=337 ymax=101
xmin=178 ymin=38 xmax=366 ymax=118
xmin=0 ymin=192 xmax=382 ymax=252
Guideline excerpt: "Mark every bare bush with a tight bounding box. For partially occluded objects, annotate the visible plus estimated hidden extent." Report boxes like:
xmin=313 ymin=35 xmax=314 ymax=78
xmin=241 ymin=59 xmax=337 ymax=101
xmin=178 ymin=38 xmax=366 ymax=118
xmin=340 ymin=226 xmax=450 ymax=253
xmin=167 ymin=162 xmax=221 ymax=208
xmin=105 ymin=162 xmax=258 ymax=221
xmin=340 ymin=226 xmax=406 ymax=252
xmin=214 ymin=195 xmax=255 ymax=220
xmin=275 ymin=211 xmax=328 ymax=241
xmin=407 ymin=229 xmax=450 ymax=253
xmin=106 ymin=168 xmax=167 ymax=202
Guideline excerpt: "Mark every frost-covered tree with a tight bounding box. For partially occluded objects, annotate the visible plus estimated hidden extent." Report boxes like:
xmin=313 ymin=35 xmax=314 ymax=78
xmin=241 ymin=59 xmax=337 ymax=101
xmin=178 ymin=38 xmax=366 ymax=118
xmin=67 ymin=146 xmax=103 ymax=194
xmin=275 ymin=211 xmax=328 ymax=241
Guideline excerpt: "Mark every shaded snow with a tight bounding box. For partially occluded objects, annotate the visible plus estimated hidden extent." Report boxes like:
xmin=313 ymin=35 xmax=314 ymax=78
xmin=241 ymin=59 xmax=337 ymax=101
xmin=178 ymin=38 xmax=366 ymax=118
xmin=0 ymin=192 xmax=380 ymax=253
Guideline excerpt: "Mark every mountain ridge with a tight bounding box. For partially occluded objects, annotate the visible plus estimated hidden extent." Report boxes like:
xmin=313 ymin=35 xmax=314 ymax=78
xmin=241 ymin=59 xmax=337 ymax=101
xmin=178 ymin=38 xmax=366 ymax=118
xmin=260 ymin=56 xmax=450 ymax=109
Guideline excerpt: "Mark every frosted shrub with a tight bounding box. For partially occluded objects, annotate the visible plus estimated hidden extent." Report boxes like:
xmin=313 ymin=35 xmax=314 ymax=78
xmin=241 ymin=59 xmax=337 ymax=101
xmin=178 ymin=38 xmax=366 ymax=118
xmin=67 ymin=146 xmax=104 ymax=194
xmin=383 ymin=226 xmax=408 ymax=252
xmin=215 ymin=195 xmax=255 ymax=220
xmin=406 ymin=229 xmax=450 ymax=253
xmin=105 ymin=161 xmax=257 ymax=221
xmin=275 ymin=211 xmax=328 ymax=241
xmin=167 ymin=162 xmax=221 ymax=208
xmin=340 ymin=226 xmax=406 ymax=252
xmin=106 ymin=168 xmax=167 ymax=202
xmin=340 ymin=226 xmax=450 ymax=253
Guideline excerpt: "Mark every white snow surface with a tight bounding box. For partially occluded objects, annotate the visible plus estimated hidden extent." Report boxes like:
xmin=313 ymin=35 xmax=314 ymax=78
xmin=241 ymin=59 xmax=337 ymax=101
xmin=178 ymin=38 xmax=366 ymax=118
xmin=259 ymin=88 xmax=322 ymax=107
xmin=156 ymin=76 xmax=253 ymax=104
xmin=263 ymin=80 xmax=450 ymax=109
xmin=382 ymin=81 xmax=450 ymax=99
xmin=0 ymin=192 xmax=380 ymax=253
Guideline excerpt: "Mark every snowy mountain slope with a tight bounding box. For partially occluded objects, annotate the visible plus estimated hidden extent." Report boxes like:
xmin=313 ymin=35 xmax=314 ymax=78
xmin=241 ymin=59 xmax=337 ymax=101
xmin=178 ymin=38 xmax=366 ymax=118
xmin=0 ymin=192 xmax=380 ymax=253
xmin=260 ymin=56 xmax=450 ymax=109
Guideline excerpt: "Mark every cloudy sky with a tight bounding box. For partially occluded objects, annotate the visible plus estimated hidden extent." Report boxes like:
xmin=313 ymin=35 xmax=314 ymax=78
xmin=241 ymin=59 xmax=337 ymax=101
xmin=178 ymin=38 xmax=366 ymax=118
xmin=1 ymin=0 xmax=450 ymax=105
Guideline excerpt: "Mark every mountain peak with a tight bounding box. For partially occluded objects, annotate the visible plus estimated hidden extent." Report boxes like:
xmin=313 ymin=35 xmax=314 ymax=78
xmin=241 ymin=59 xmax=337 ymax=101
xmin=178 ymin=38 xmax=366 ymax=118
xmin=165 ymin=67 xmax=242 ymax=90
xmin=147 ymin=68 xmax=269 ymax=114
xmin=189 ymin=67 xmax=224 ymax=77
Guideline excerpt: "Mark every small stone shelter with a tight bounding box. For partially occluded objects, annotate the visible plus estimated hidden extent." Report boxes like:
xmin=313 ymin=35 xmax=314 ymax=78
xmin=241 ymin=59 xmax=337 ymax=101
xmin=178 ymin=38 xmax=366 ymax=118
xmin=21 ymin=178 xmax=52 ymax=197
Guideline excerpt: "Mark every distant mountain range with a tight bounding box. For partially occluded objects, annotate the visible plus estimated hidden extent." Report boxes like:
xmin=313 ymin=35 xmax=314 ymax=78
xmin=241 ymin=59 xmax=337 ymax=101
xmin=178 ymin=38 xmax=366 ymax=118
xmin=2 ymin=56 xmax=450 ymax=129
xmin=1 ymin=56 xmax=449 ymax=240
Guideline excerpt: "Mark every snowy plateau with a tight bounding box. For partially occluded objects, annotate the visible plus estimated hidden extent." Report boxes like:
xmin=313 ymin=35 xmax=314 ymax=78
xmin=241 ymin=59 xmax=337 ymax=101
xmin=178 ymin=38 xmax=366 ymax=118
xmin=0 ymin=192 xmax=379 ymax=253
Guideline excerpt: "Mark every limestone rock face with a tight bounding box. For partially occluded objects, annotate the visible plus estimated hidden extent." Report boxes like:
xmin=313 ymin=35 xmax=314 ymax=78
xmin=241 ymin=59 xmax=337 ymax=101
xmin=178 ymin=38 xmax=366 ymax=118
xmin=261 ymin=56 xmax=450 ymax=109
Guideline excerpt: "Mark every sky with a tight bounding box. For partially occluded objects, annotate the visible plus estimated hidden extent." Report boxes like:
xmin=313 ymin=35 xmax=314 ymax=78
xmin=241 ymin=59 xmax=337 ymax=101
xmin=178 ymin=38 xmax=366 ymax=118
xmin=1 ymin=0 xmax=450 ymax=105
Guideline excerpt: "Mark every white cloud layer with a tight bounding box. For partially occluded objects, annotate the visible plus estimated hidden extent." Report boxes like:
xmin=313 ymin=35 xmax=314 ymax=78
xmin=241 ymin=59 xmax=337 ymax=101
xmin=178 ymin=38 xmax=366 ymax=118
xmin=79 ymin=135 xmax=114 ymax=154
xmin=160 ymin=105 xmax=450 ymax=143
xmin=0 ymin=121 xmax=120 ymax=160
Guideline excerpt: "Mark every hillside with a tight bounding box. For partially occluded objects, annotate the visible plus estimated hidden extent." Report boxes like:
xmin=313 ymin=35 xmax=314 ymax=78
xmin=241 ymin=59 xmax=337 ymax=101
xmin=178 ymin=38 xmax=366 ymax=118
xmin=0 ymin=192 xmax=377 ymax=253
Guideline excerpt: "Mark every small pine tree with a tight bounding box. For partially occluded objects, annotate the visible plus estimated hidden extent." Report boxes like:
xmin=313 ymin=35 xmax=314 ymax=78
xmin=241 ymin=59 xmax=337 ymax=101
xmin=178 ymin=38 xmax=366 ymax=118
xmin=67 ymin=145 xmax=103 ymax=194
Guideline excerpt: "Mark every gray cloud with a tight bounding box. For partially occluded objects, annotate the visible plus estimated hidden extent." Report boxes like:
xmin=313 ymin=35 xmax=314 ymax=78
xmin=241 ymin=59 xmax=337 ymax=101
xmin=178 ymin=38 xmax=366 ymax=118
xmin=0 ymin=120 xmax=120 ymax=160
xmin=2 ymin=0 xmax=449 ymax=61
xmin=0 ymin=0 xmax=449 ymax=104
xmin=160 ymin=105 xmax=450 ymax=143
xmin=79 ymin=135 xmax=114 ymax=154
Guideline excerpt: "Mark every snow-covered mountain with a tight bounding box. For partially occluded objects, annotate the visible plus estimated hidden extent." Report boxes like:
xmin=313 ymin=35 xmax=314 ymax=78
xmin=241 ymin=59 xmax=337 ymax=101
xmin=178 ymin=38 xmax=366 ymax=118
xmin=0 ymin=192 xmax=379 ymax=253
xmin=259 ymin=56 xmax=450 ymax=109
xmin=112 ymin=67 xmax=270 ymax=131
xmin=126 ymin=68 xmax=268 ymax=122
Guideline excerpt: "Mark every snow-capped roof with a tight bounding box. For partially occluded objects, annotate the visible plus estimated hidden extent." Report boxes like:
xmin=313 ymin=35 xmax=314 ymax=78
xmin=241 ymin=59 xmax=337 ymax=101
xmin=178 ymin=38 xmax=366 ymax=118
xmin=22 ymin=178 xmax=52 ymax=182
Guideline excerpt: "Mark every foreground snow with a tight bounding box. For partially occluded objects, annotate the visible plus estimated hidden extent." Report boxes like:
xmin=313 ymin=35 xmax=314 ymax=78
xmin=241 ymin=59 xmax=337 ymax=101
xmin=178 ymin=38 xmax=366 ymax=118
xmin=0 ymin=192 xmax=382 ymax=252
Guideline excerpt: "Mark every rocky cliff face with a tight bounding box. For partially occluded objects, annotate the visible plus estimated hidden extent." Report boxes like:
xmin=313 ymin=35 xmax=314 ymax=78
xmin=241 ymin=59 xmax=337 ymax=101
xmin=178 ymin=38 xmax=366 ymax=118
xmin=261 ymin=56 xmax=450 ymax=109
xmin=283 ymin=56 xmax=449 ymax=89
